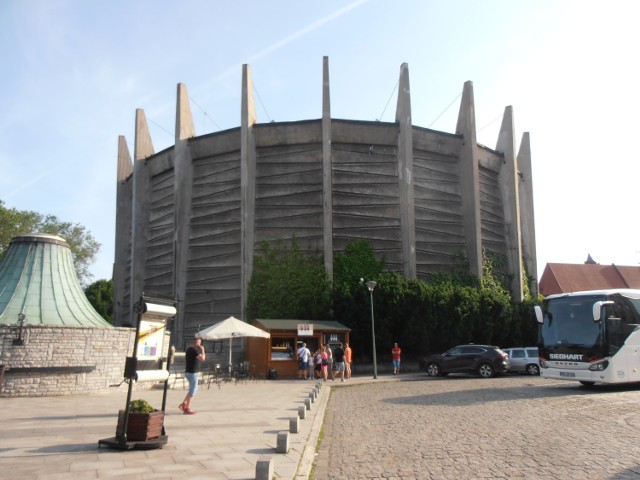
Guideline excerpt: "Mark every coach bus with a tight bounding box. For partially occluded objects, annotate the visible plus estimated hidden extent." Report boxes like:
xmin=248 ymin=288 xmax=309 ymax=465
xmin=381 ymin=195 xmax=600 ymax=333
xmin=534 ymin=289 xmax=640 ymax=386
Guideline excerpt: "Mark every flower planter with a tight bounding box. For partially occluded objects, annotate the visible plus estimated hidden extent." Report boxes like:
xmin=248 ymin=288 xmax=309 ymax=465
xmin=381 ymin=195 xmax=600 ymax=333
xmin=117 ymin=410 xmax=164 ymax=441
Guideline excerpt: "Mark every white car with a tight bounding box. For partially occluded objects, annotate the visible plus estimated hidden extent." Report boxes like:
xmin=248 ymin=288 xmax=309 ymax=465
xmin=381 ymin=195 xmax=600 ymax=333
xmin=503 ymin=347 xmax=540 ymax=375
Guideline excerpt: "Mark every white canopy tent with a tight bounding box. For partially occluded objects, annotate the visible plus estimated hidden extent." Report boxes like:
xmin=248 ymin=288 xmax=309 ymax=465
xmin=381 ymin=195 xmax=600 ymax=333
xmin=196 ymin=316 xmax=270 ymax=366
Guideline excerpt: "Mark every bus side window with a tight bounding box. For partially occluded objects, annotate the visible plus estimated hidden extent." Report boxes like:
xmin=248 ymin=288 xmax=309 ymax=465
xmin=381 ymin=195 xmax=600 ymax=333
xmin=606 ymin=301 xmax=630 ymax=354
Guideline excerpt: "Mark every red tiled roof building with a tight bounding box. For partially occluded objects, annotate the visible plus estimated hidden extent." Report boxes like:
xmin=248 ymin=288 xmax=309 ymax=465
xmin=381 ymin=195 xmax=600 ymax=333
xmin=539 ymin=259 xmax=640 ymax=296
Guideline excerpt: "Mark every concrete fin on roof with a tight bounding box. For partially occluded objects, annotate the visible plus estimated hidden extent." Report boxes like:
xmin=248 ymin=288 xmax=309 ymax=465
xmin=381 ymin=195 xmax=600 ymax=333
xmin=117 ymin=135 xmax=133 ymax=182
xmin=176 ymin=82 xmax=196 ymax=140
xmin=0 ymin=234 xmax=112 ymax=327
xmin=134 ymin=108 xmax=155 ymax=160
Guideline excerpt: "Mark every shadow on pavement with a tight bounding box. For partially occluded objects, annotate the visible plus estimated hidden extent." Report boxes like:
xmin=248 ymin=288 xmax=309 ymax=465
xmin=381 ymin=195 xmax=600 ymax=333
xmin=383 ymin=377 xmax=640 ymax=406
xmin=31 ymin=443 xmax=99 ymax=454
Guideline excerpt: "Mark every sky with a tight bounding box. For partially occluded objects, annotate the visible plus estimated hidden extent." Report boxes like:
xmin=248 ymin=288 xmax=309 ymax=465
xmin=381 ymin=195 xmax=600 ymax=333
xmin=1 ymin=0 xmax=639 ymax=284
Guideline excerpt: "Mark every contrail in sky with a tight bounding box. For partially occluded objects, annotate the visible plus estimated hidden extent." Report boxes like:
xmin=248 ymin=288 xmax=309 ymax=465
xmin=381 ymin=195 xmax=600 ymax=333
xmin=147 ymin=0 xmax=371 ymax=138
xmin=212 ymin=0 xmax=371 ymax=83
xmin=1 ymin=171 xmax=50 ymax=200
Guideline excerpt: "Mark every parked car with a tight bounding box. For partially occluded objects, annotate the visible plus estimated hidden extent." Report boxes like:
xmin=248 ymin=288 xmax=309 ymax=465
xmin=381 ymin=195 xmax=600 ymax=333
xmin=420 ymin=344 xmax=510 ymax=378
xmin=502 ymin=347 xmax=540 ymax=375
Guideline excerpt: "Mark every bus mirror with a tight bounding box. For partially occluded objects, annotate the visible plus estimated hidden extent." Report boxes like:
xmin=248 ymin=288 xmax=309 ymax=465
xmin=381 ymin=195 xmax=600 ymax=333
xmin=534 ymin=305 xmax=543 ymax=324
xmin=592 ymin=300 xmax=614 ymax=322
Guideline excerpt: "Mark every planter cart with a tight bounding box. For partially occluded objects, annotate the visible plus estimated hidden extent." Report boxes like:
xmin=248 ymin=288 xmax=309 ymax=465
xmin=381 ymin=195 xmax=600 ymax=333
xmin=99 ymin=295 xmax=175 ymax=451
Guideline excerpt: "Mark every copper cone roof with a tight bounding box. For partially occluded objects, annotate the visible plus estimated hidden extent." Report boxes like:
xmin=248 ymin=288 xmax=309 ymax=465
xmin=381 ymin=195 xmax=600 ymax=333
xmin=0 ymin=234 xmax=111 ymax=327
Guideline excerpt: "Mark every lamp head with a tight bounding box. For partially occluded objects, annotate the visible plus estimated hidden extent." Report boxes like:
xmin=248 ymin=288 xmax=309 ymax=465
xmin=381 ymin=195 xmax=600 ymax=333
xmin=366 ymin=280 xmax=377 ymax=292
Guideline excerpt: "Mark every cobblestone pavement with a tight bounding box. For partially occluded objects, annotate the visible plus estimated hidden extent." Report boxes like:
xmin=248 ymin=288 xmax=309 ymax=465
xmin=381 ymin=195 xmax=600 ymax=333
xmin=313 ymin=375 xmax=640 ymax=480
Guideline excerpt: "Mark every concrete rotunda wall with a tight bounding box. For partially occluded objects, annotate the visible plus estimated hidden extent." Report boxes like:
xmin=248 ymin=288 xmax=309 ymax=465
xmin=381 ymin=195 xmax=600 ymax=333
xmin=113 ymin=58 xmax=537 ymax=349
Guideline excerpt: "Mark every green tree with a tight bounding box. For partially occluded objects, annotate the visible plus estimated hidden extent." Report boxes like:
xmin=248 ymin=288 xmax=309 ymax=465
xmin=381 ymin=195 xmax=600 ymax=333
xmin=0 ymin=200 xmax=100 ymax=286
xmin=247 ymin=237 xmax=331 ymax=320
xmin=84 ymin=279 xmax=114 ymax=324
xmin=332 ymin=239 xmax=386 ymax=361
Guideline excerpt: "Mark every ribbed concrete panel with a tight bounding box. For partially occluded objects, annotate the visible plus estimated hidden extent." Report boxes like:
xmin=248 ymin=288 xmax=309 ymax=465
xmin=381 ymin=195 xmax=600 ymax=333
xmin=479 ymin=163 xmax=508 ymax=262
xmin=254 ymin=124 xmax=323 ymax=251
xmin=189 ymin=128 xmax=241 ymax=157
xmin=254 ymin=120 xmax=322 ymax=146
xmin=332 ymin=120 xmax=397 ymax=144
xmin=120 ymin=248 xmax=132 ymax=325
xmin=187 ymin=144 xmax=243 ymax=329
xmin=413 ymin=126 xmax=461 ymax=155
xmin=412 ymin=128 xmax=466 ymax=274
xmin=144 ymin=164 xmax=175 ymax=295
xmin=331 ymin=121 xmax=403 ymax=270
xmin=0 ymin=234 xmax=111 ymax=326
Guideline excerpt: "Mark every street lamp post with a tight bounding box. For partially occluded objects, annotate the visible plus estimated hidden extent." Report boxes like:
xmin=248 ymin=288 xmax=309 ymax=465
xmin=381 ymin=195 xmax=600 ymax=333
xmin=366 ymin=280 xmax=378 ymax=379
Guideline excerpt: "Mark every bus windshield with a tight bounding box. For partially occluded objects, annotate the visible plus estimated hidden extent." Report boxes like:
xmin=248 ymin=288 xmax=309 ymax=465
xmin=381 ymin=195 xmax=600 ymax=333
xmin=539 ymin=295 xmax=604 ymax=351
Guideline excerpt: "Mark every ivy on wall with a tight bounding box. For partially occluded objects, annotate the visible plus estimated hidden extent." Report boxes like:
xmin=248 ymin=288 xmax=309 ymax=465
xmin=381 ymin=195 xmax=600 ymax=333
xmin=247 ymin=238 xmax=539 ymax=362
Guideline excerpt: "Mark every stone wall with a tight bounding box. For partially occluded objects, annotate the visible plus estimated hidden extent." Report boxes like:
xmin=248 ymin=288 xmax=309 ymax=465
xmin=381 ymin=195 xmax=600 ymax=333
xmin=0 ymin=324 xmax=156 ymax=397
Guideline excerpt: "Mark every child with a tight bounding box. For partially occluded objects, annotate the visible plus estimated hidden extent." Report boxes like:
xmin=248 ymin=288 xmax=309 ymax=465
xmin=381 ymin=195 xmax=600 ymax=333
xmin=314 ymin=348 xmax=323 ymax=379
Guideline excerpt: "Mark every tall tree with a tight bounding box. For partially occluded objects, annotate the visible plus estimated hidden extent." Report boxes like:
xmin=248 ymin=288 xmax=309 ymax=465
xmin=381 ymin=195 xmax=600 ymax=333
xmin=247 ymin=237 xmax=331 ymax=321
xmin=84 ymin=279 xmax=114 ymax=324
xmin=332 ymin=239 xmax=386 ymax=361
xmin=0 ymin=200 xmax=100 ymax=286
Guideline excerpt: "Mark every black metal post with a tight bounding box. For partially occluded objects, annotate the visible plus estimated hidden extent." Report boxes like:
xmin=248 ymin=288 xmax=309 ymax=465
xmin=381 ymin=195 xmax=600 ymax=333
xmin=366 ymin=281 xmax=378 ymax=379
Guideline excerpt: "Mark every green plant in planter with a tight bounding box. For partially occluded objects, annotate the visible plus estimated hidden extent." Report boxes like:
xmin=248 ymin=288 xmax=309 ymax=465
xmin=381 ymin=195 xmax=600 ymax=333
xmin=128 ymin=399 xmax=155 ymax=414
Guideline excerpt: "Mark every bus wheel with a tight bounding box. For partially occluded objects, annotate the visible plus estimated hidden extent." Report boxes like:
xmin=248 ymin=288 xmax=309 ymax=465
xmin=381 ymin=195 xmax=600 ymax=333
xmin=579 ymin=381 xmax=595 ymax=387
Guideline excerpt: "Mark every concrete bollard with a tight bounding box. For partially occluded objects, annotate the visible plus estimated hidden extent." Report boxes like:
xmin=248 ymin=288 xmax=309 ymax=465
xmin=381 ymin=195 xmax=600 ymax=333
xmin=309 ymin=391 xmax=315 ymax=403
xmin=298 ymin=405 xmax=306 ymax=419
xmin=289 ymin=416 xmax=300 ymax=433
xmin=276 ymin=431 xmax=290 ymax=453
xmin=255 ymin=458 xmax=273 ymax=480
xmin=305 ymin=397 xmax=311 ymax=410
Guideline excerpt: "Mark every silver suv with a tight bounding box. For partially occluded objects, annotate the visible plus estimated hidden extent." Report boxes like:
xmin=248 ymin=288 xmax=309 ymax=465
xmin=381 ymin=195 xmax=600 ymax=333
xmin=503 ymin=347 xmax=540 ymax=375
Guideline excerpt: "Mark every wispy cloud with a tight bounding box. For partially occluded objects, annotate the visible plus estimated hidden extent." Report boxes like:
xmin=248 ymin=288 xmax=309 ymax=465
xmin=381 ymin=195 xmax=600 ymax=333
xmin=1 ymin=170 xmax=50 ymax=199
xmin=152 ymin=0 xmax=371 ymax=134
xmin=212 ymin=0 xmax=371 ymax=83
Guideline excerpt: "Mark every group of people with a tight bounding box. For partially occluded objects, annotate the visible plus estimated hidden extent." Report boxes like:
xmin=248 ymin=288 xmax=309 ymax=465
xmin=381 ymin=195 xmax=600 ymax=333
xmin=296 ymin=341 xmax=352 ymax=382
xmin=179 ymin=336 xmax=402 ymax=415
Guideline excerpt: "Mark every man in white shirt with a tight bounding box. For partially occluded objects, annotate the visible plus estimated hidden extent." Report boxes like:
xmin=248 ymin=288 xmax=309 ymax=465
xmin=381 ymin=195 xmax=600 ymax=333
xmin=296 ymin=342 xmax=311 ymax=379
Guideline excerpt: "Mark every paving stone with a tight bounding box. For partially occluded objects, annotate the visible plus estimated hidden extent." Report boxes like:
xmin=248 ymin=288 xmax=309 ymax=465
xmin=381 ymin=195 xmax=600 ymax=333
xmin=313 ymin=375 xmax=640 ymax=479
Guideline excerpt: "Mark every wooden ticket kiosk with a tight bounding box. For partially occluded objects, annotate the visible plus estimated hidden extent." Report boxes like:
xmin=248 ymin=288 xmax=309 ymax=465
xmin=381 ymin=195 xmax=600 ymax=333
xmin=246 ymin=319 xmax=350 ymax=379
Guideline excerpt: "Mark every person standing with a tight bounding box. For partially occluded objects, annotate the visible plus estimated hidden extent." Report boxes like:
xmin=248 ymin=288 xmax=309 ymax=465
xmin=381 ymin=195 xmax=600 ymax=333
xmin=314 ymin=348 xmax=323 ymax=379
xmin=308 ymin=349 xmax=315 ymax=379
xmin=325 ymin=344 xmax=334 ymax=380
xmin=321 ymin=345 xmax=329 ymax=381
xmin=180 ymin=337 xmax=206 ymax=414
xmin=392 ymin=342 xmax=402 ymax=375
xmin=297 ymin=342 xmax=311 ymax=379
xmin=333 ymin=342 xmax=346 ymax=382
xmin=344 ymin=342 xmax=352 ymax=379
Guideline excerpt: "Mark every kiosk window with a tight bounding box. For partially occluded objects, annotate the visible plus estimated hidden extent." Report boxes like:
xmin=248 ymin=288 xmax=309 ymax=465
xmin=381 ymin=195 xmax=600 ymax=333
xmin=271 ymin=337 xmax=295 ymax=361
